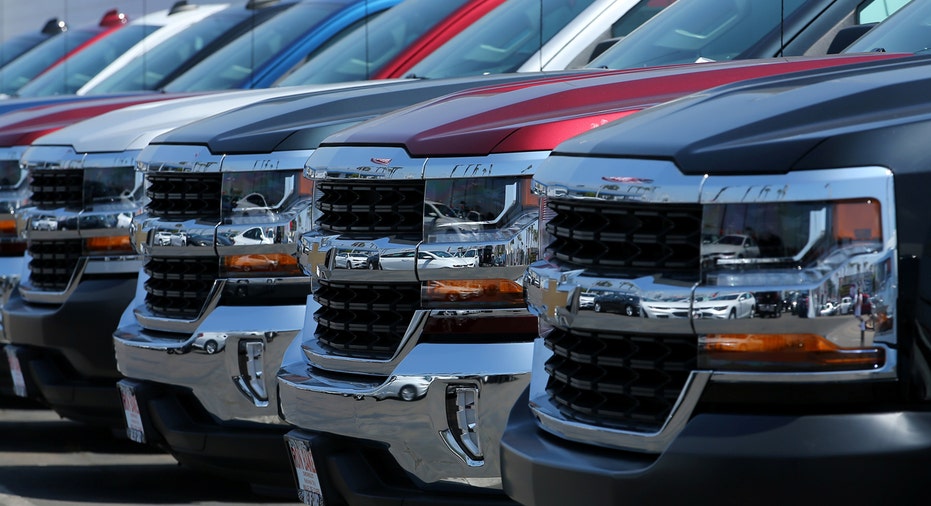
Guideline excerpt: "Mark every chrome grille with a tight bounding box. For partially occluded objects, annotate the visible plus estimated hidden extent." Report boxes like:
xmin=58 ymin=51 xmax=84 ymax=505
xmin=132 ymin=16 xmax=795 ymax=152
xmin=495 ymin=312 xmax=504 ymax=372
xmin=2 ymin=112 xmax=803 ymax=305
xmin=146 ymin=173 xmax=222 ymax=221
xmin=546 ymin=199 xmax=702 ymax=277
xmin=313 ymin=280 xmax=420 ymax=360
xmin=544 ymin=327 xmax=696 ymax=432
xmin=29 ymin=169 xmax=83 ymax=210
xmin=27 ymin=239 xmax=82 ymax=290
xmin=144 ymin=256 xmax=219 ymax=319
xmin=316 ymin=180 xmax=423 ymax=238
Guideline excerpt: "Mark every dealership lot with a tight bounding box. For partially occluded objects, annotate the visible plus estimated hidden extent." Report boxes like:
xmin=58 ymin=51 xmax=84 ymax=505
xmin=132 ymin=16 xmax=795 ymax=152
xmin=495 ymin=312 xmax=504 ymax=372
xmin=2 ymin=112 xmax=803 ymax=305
xmin=0 ymin=397 xmax=300 ymax=506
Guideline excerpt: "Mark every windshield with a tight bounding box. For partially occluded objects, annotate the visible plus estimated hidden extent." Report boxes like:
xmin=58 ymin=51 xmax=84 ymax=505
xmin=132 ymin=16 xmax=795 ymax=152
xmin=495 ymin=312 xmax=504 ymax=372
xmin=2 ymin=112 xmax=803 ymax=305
xmin=0 ymin=33 xmax=48 ymax=67
xmin=84 ymin=9 xmax=270 ymax=95
xmin=403 ymin=0 xmax=597 ymax=79
xmin=844 ymin=0 xmax=929 ymax=53
xmin=16 ymin=24 xmax=157 ymax=97
xmin=0 ymin=27 xmax=102 ymax=96
xmin=163 ymin=2 xmax=341 ymax=92
xmin=277 ymin=0 xmax=469 ymax=85
xmin=588 ymin=0 xmax=810 ymax=69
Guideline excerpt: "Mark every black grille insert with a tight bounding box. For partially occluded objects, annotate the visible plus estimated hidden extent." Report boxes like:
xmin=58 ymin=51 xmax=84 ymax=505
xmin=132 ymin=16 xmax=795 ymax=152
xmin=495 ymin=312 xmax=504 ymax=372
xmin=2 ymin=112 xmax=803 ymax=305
xmin=313 ymin=280 xmax=420 ymax=360
xmin=144 ymin=256 xmax=219 ymax=319
xmin=316 ymin=180 xmax=424 ymax=238
xmin=546 ymin=199 xmax=702 ymax=278
xmin=27 ymin=239 xmax=83 ymax=291
xmin=30 ymin=169 xmax=83 ymax=210
xmin=146 ymin=173 xmax=221 ymax=221
xmin=544 ymin=327 xmax=697 ymax=433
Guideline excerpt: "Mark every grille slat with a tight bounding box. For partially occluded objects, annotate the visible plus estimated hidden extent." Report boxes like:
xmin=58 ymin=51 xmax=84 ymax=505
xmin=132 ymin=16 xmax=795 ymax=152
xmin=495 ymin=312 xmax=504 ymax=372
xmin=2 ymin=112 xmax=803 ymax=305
xmin=144 ymin=257 xmax=219 ymax=319
xmin=27 ymin=239 xmax=82 ymax=290
xmin=30 ymin=169 xmax=83 ymax=209
xmin=317 ymin=180 xmax=424 ymax=238
xmin=546 ymin=200 xmax=702 ymax=276
xmin=313 ymin=280 xmax=420 ymax=360
xmin=544 ymin=327 xmax=696 ymax=432
xmin=146 ymin=173 xmax=221 ymax=221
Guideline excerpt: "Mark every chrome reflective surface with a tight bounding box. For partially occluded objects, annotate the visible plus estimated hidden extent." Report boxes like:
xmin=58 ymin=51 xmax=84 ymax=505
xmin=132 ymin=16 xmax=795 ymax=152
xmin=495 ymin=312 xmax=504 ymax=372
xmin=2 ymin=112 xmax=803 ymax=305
xmin=16 ymin=147 xmax=144 ymax=302
xmin=118 ymin=149 xmax=316 ymax=422
xmin=526 ymin=158 xmax=898 ymax=453
xmin=285 ymin=148 xmax=551 ymax=486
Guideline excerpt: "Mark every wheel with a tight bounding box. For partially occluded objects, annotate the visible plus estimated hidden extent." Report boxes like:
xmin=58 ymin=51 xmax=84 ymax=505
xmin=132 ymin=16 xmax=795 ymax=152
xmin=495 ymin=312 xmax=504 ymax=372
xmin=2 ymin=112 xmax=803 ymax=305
xmin=625 ymin=305 xmax=634 ymax=317
xmin=594 ymin=303 xmax=602 ymax=312
xmin=204 ymin=340 xmax=218 ymax=354
xmin=399 ymin=385 xmax=417 ymax=401
xmin=447 ymin=293 xmax=458 ymax=301
xmin=728 ymin=309 xmax=736 ymax=319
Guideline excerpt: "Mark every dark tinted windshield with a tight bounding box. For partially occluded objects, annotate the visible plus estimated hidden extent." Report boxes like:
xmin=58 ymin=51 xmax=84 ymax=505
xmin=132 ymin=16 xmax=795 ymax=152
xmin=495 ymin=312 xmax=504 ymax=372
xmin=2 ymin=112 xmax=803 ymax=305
xmin=0 ymin=27 xmax=102 ymax=96
xmin=85 ymin=8 xmax=269 ymax=94
xmin=277 ymin=0 xmax=469 ymax=85
xmin=0 ymin=32 xmax=49 ymax=67
xmin=403 ymin=0 xmax=597 ymax=79
xmin=163 ymin=2 xmax=340 ymax=92
xmin=589 ymin=0 xmax=810 ymax=69
xmin=844 ymin=0 xmax=927 ymax=53
xmin=16 ymin=24 xmax=157 ymax=97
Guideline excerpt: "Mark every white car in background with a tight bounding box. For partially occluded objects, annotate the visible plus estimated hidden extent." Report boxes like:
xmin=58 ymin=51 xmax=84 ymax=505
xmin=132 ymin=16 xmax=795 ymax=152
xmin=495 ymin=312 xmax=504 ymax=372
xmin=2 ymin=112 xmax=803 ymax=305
xmin=379 ymin=249 xmax=474 ymax=270
xmin=702 ymin=234 xmax=761 ymax=260
xmin=695 ymin=292 xmax=756 ymax=319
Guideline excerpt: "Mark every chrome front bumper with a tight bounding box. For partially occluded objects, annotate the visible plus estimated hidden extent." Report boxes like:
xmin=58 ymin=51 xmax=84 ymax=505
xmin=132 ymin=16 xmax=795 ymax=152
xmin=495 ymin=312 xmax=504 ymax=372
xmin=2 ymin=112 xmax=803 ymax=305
xmin=278 ymin=307 xmax=533 ymax=490
xmin=114 ymin=278 xmax=304 ymax=425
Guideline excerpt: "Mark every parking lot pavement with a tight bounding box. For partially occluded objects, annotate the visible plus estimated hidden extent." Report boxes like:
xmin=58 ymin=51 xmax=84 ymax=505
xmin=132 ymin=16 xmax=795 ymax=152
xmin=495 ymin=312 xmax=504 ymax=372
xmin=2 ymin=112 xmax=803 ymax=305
xmin=0 ymin=397 xmax=301 ymax=506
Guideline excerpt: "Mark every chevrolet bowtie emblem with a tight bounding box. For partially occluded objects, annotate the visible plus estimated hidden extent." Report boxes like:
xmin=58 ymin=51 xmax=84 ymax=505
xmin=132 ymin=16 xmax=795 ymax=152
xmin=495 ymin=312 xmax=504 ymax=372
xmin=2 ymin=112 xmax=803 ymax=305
xmin=304 ymin=242 xmax=327 ymax=278
xmin=542 ymin=279 xmax=567 ymax=319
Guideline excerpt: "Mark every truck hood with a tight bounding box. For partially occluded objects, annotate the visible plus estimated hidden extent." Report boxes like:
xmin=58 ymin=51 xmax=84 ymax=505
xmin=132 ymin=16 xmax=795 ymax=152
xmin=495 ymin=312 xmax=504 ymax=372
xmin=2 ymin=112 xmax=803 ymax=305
xmin=318 ymin=54 xmax=903 ymax=157
xmin=145 ymin=73 xmax=594 ymax=154
xmin=0 ymin=93 xmax=197 ymax=147
xmin=30 ymin=83 xmax=372 ymax=153
xmin=549 ymin=55 xmax=931 ymax=176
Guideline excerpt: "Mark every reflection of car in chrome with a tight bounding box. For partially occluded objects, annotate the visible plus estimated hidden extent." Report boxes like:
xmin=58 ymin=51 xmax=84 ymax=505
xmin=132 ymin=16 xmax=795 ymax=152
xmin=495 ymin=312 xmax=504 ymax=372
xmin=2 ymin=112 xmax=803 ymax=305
xmin=373 ymin=376 xmax=432 ymax=401
xmin=230 ymin=226 xmax=272 ymax=245
xmin=335 ymin=250 xmax=375 ymax=269
xmin=226 ymin=254 xmax=280 ymax=272
xmin=819 ymin=301 xmax=839 ymax=317
xmin=593 ymin=293 xmax=640 ymax=316
xmin=379 ymin=249 xmax=473 ymax=270
xmin=424 ymin=200 xmax=480 ymax=237
xmin=428 ymin=281 xmax=484 ymax=301
xmin=754 ymin=291 xmax=782 ymax=318
xmin=153 ymin=231 xmax=186 ymax=246
xmin=639 ymin=298 xmax=692 ymax=319
xmin=192 ymin=334 xmax=226 ymax=355
xmin=701 ymin=233 xmax=760 ymax=259
xmin=33 ymin=217 xmax=57 ymax=231
xmin=695 ymin=292 xmax=756 ymax=319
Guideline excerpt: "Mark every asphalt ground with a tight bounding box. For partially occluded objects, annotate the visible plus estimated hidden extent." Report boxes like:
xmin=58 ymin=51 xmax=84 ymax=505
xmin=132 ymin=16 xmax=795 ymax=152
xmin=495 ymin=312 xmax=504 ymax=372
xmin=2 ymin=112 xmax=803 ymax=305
xmin=0 ymin=396 xmax=302 ymax=506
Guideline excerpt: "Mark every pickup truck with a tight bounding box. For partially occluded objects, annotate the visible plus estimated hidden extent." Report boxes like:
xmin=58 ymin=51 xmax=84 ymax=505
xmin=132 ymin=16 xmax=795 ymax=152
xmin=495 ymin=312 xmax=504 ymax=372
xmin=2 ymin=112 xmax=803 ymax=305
xmin=502 ymin=54 xmax=931 ymax=506
xmin=275 ymin=53 xmax=899 ymax=506
xmin=109 ymin=73 xmax=586 ymax=495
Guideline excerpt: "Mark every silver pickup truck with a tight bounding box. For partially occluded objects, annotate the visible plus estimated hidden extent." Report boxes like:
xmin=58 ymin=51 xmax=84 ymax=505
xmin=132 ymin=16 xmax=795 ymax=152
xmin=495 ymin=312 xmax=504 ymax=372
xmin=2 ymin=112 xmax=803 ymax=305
xmin=110 ymin=74 xmax=571 ymax=494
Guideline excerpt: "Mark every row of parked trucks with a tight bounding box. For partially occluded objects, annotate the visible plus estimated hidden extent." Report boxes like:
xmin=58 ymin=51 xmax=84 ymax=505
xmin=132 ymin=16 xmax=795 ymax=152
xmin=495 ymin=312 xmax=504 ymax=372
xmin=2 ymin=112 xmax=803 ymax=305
xmin=1 ymin=0 xmax=930 ymax=504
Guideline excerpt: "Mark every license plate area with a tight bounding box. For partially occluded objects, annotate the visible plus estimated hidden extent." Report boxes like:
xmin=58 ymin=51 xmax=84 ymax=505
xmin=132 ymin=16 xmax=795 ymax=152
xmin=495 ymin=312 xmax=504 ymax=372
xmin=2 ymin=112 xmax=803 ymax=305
xmin=118 ymin=379 xmax=146 ymax=444
xmin=286 ymin=432 xmax=325 ymax=505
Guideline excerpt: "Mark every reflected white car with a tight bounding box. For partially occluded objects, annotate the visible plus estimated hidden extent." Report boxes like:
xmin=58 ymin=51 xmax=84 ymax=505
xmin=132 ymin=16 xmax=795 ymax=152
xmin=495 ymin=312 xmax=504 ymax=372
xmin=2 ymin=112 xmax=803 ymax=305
xmin=379 ymin=250 xmax=473 ymax=270
xmin=701 ymin=234 xmax=761 ymax=260
xmin=695 ymin=292 xmax=757 ymax=319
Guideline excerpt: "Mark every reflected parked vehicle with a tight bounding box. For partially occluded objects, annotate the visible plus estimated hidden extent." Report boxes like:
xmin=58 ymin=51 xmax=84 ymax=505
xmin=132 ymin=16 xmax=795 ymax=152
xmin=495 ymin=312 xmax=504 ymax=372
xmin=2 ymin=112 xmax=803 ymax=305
xmin=379 ymin=249 xmax=474 ymax=270
xmin=593 ymin=292 xmax=640 ymax=316
xmin=755 ymin=291 xmax=782 ymax=318
xmin=702 ymin=233 xmax=760 ymax=260
xmin=0 ymin=18 xmax=68 ymax=68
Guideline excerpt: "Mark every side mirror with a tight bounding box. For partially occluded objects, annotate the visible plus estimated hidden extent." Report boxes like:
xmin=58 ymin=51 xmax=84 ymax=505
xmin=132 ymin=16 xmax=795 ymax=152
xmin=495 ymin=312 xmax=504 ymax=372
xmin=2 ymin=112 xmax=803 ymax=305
xmin=826 ymin=23 xmax=878 ymax=54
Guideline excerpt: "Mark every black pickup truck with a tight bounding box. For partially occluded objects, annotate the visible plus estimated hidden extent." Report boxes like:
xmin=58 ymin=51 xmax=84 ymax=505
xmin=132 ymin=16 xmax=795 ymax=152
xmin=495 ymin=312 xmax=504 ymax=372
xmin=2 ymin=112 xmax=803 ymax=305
xmin=503 ymin=54 xmax=931 ymax=505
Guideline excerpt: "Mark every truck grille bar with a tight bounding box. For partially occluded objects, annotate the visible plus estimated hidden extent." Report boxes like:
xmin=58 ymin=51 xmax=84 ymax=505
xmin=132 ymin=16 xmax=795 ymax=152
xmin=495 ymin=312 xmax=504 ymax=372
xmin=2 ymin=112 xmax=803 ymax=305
xmin=313 ymin=280 xmax=420 ymax=360
xmin=544 ymin=327 xmax=697 ymax=432
xmin=546 ymin=199 xmax=702 ymax=277
xmin=30 ymin=168 xmax=83 ymax=210
xmin=144 ymin=256 xmax=219 ymax=319
xmin=316 ymin=180 xmax=424 ymax=239
xmin=27 ymin=239 xmax=83 ymax=291
xmin=146 ymin=173 xmax=222 ymax=221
